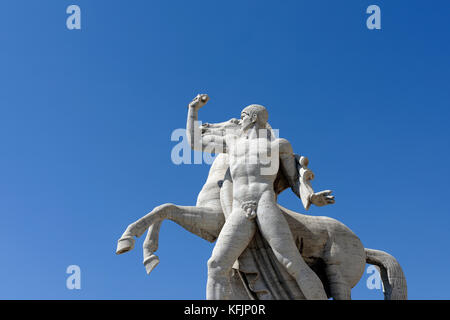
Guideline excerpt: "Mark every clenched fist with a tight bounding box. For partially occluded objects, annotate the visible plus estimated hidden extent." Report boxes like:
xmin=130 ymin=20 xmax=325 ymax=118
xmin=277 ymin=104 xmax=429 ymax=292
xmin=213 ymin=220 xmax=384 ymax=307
xmin=188 ymin=94 xmax=209 ymax=110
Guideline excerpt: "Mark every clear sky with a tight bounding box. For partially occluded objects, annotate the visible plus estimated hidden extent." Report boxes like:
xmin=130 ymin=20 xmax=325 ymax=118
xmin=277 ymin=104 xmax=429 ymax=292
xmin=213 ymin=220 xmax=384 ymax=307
xmin=0 ymin=1 xmax=449 ymax=299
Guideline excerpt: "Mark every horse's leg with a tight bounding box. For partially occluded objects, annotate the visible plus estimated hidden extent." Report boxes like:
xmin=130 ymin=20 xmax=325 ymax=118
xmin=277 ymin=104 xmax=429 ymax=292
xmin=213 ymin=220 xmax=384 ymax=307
xmin=141 ymin=203 xmax=224 ymax=274
xmin=141 ymin=205 xmax=224 ymax=274
xmin=323 ymin=240 xmax=352 ymax=300
xmin=142 ymin=221 xmax=163 ymax=274
xmin=117 ymin=203 xmax=224 ymax=255
xmin=325 ymin=264 xmax=351 ymax=300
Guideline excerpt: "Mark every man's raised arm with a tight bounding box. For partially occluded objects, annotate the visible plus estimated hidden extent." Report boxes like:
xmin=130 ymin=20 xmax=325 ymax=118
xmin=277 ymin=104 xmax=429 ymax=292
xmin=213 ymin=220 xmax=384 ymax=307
xmin=186 ymin=94 xmax=228 ymax=153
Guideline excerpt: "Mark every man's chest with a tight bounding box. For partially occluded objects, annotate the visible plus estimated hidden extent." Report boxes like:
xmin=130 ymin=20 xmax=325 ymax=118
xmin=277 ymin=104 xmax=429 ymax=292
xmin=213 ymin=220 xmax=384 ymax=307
xmin=228 ymin=137 xmax=278 ymax=158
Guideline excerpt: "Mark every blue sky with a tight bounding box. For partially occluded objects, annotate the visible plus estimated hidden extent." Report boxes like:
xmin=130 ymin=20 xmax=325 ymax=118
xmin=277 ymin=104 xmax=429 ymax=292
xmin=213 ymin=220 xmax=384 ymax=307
xmin=0 ymin=1 xmax=449 ymax=299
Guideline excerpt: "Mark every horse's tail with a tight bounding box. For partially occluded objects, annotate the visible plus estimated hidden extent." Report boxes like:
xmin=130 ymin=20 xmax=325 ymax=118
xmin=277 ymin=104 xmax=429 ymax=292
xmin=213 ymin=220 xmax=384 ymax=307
xmin=365 ymin=248 xmax=407 ymax=300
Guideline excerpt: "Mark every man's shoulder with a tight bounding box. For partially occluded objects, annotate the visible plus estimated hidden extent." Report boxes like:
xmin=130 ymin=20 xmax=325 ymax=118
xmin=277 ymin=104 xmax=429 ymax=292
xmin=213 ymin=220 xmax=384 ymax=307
xmin=274 ymin=138 xmax=293 ymax=153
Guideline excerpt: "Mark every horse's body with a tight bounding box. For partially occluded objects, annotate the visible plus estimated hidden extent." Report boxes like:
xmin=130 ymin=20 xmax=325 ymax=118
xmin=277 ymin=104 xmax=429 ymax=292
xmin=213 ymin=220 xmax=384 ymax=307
xmin=117 ymin=122 xmax=407 ymax=299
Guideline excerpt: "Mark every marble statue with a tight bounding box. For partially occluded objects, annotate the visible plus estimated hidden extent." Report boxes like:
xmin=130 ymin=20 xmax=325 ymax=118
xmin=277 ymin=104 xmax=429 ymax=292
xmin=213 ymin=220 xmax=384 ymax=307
xmin=116 ymin=94 xmax=407 ymax=300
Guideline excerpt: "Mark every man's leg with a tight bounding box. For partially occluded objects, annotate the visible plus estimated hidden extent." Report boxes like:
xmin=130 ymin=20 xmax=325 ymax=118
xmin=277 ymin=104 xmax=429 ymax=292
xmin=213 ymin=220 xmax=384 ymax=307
xmin=206 ymin=207 xmax=256 ymax=300
xmin=256 ymin=192 xmax=327 ymax=300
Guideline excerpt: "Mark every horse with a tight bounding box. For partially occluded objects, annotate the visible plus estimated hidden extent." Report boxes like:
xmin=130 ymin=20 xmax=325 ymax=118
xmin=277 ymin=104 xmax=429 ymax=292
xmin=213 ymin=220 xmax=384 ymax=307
xmin=116 ymin=121 xmax=407 ymax=300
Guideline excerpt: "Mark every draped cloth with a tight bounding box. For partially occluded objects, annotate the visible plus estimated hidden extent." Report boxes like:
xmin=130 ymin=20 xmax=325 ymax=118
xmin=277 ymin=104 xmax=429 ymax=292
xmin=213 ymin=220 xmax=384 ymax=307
xmin=230 ymin=227 xmax=305 ymax=300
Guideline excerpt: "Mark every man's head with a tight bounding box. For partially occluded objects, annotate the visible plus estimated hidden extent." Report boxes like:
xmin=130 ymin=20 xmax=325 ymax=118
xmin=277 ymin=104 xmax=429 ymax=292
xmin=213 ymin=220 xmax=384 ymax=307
xmin=240 ymin=104 xmax=269 ymax=131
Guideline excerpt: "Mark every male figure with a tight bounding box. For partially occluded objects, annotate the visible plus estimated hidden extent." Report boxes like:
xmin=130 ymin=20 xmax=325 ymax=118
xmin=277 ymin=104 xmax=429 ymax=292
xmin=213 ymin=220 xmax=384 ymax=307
xmin=187 ymin=94 xmax=331 ymax=300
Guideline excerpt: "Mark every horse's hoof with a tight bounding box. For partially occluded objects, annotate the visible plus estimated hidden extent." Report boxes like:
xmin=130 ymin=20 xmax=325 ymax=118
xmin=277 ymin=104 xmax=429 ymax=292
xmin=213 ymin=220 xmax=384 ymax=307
xmin=143 ymin=254 xmax=160 ymax=275
xmin=116 ymin=236 xmax=135 ymax=254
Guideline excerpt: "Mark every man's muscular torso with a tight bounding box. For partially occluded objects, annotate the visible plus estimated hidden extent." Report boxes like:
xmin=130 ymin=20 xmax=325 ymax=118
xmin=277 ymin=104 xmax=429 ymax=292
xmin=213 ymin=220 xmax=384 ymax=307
xmin=227 ymin=134 xmax=280 ymax=212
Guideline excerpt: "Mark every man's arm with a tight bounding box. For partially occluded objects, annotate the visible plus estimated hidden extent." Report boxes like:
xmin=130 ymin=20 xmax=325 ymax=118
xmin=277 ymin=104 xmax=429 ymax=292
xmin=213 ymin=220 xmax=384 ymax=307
xmin=278 ymin=138 xmax=300 ymax=193
xmin=278 ymin=139 xmax=335 ymax=210
xmin=278 ymin=139 xmax=309 ymax=208
xmin=186 ymin=94 xmax=228 ymax=154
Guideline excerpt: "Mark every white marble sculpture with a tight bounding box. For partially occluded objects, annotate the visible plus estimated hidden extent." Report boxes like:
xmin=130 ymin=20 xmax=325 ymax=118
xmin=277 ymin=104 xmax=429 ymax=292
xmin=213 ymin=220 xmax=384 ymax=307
xmin=116 ymin=95 xmax=407 ymax=300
